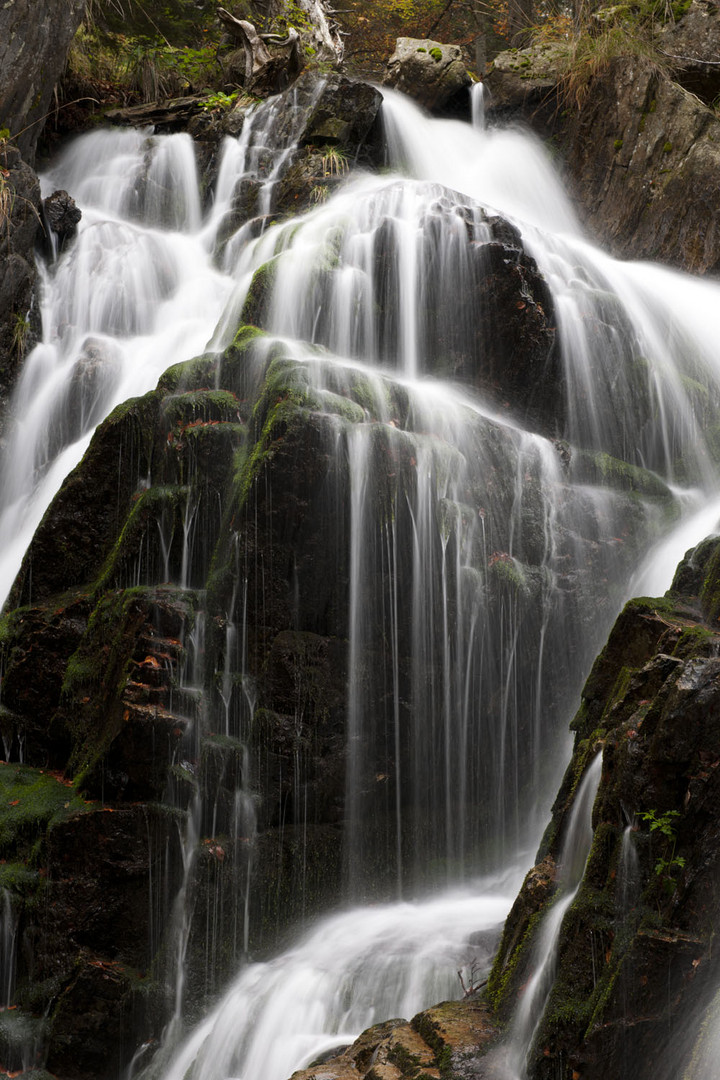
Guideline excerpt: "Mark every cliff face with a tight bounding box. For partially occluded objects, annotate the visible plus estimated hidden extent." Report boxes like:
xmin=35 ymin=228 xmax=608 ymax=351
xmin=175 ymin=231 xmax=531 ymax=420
xmin=0 ymin=0 xmax=87 ymax=164
xmin=486 ymin=537 xmax=720 ymax=1079
xmin=486 ymin=2 xmax=720 ymax=275
xmin=0 ymin=0 xmax=87 ymax=419
xmin=0 ymin=143 xmax=41 ymax=413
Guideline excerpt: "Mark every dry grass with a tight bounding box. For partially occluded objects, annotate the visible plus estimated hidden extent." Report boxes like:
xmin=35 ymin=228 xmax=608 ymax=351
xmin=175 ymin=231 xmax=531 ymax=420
xmin=534 ymin=12 xmax=670 ymax=110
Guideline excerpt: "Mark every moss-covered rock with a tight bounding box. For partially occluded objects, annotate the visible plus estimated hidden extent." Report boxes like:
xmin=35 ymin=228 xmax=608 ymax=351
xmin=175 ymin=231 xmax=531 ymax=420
xmin=484 ymin=534 xmax=720 ymax=1079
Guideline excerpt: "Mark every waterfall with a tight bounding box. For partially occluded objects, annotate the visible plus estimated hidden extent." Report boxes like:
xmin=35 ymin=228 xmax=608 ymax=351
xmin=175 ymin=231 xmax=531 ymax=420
xmin=2 ymin=82 xmax=720 ymax=1080
xmin=148 ymin=885 xmax=516 ymax=1080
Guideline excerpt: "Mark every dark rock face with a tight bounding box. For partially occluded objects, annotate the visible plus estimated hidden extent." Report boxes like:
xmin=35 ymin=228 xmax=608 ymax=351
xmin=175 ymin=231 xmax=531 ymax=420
xmin=0 ymin=331 xmax=352 ymax=1069
xmin=486 ymin=40 xmax=720 ymax=274
xmin=0 ymin=0 xmax=87 ymax=164
xmin=0 ymin=142 xmax=41 ymax=413
xmin=0 ymin=272 xmax=562 ymax=1070
xmin=384 ymin=38 xmax=471 ymax=110
xmin=41 ymin=189 xmax=82 ymax=255
xmin=560 ymin=56 xmax=720 ymax=274
xmin=485 ymin=536 xmax=720 ymax=1080
xmin=0 ymin=0 xmax=84 ymax=419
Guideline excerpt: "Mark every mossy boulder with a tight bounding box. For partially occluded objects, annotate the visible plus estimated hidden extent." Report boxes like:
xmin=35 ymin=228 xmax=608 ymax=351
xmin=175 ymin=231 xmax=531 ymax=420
xmin=384 ymin=38 xmax=471 ymax=111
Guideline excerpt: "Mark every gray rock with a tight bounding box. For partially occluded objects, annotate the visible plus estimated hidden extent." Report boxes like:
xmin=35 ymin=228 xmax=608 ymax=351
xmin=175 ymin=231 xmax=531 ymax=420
xmin=661 ymin=0 xmax=720 ymax=103
xmin=384 ymin=37 xmax=471 ymax=110
xmin=0 ymin=143 xmax=41 ymax=407
xmin=0 ymin=0 xmax=87 ymax=164
xmin=42 ymin=189 xmax=82 ymax=254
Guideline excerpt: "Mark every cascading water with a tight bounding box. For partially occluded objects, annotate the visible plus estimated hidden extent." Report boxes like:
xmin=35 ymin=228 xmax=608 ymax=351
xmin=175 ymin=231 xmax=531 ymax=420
xmin=501 ymin=755 xmax=603 ymax=1079
xmin=3 ymin=81 xmax=720 ymax=1080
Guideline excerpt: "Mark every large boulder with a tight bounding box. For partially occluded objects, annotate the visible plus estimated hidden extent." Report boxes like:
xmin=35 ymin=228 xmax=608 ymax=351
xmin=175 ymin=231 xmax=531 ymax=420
xmin=384 ymin=38 xmax=471 ymax=110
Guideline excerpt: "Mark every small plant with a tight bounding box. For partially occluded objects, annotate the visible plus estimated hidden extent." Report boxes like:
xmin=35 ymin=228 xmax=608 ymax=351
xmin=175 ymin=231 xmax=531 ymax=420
xmin=639 ymin=808 xmax=686 ymax=893
xmin=545 ymin=13 xmax=670 ymax=110
xmin=201 ymin=90 xmax=239 ymax=112
xmin=11 ymin=312 xmax=30 ymax=358
xmin=321 ymin=146 xmax=348 ymax=178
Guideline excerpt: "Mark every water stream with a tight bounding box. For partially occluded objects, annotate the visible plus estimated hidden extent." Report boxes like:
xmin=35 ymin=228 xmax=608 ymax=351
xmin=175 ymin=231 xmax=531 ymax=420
xmin=2 ymin=84 xmax=720 ymax=1079
xmin=502 ymin=755 xmax=603 ymax=1079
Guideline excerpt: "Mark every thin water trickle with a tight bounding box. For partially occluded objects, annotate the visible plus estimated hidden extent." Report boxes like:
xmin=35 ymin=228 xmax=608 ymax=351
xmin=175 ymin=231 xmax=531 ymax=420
xmin=470 ymin=81 xmax=486 ymax=130
xmin=502 ymin=755 xmax=603 ymax=1080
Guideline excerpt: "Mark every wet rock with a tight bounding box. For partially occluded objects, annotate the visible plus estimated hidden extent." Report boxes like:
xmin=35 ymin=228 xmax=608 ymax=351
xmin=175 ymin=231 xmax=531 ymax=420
xmin=384 ymin=38 xmax=471 ymax=111
xmin=288 ymin=1001 xmax=500 ymax=1080
xmin=41 ymin=189 xmax=82 ymax=254
xmin=7 ymin=392 xmax=162 ymax=609
xmin=45 ymin=960 xmax=151 ymax=1080
xmin=302 ymin=75 xmax=383 ymax=158
xmin=484 ymin=535 xmax=720 ymax=1079
xmin=65 ymin=337 xmax=123 ymax=435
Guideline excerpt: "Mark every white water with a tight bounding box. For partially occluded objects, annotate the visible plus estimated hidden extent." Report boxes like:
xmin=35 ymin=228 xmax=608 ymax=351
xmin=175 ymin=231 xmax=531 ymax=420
xmin=2 ymin=85 xmax=720 ymax=1080
xmin=152 ymin=882 xmax=518 ymax=1080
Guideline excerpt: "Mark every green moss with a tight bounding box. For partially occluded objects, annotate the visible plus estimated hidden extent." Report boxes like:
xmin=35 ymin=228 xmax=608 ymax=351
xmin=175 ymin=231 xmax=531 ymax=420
xmin=429 ymin=47 xmax=442 ymax=61
xmin=0 ymin=861 xmax=41 ymax=894
xmin=387 ymin=1043 xmax=424 ymax=1072
xmin=571 ymin=450 xmax=670 ymax=498
xmin=163 ymin=389 xmax=242 ymax=429
xmin=93 ymin=485 xmax=190 ymax=593
xmin=663 ymin=141 xmax=673 ymax=153
xmin=0 ymin=764 xmax=94 ymax=859
xmin=216 ymin=324 xmax=269 ymax=403
xmin=487 ymin=904 xmax=547 ymax=1012
xmin=700 ymin=543 xmax=720 ymax=624
xmin=671 ymin=625 xmax=716 ymax=660
xmin=614 ymin=138 xmax=623 ymax=150
xmin=241 ymin=256 xmax=280 ymax=328
xmin=157 ymin=353 xmax=218 ymax=394
xmin=61 ymin=587 xmax=186 ymax=782
xmin=601 ymin=665 xmax=633 ymax=724
xmin=487 ymin=555 xmax=529 ymax=596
